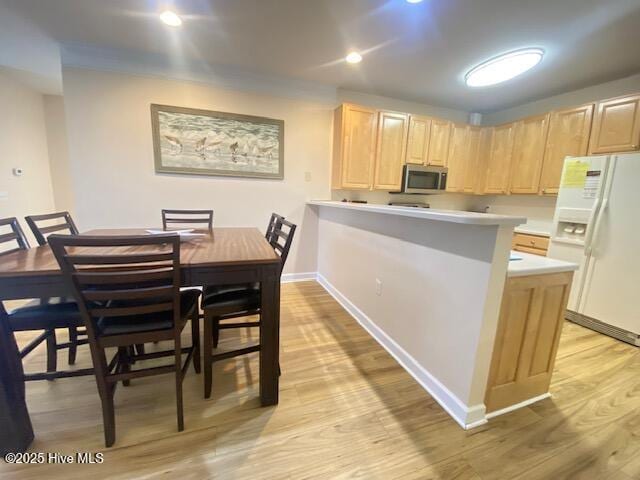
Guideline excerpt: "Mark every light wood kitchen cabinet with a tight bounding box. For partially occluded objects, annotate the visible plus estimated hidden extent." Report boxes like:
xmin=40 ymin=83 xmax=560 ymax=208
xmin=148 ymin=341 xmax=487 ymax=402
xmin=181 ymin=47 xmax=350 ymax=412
xmin=539 ymin=104 xmax=594 ymax=195
xmin=462 ymin=127 xmax=482 ymax=193
xmin=405 ymin=115 xmax=431 ymax=165
xmin=426 ymin=118 xmax=452 ymax=167
xmin=332 ymin=104 xmax=378 ymax=190
xmin=589 ymin=94 xmax=640 ymax=154
xmin=484 ymin=123 xmax=515 ymax=194
xmin=512 ymin=232 xmax=549 ymax=256
xmin=373 ymin=111 xmax=409 ymax=191
xmin=446 ymin=124 xmax=470 ymax=192
xmin=485 ymin=271 xmax=573 ymax=413
xmin=509 ymin=114 xmax=550 ymax=194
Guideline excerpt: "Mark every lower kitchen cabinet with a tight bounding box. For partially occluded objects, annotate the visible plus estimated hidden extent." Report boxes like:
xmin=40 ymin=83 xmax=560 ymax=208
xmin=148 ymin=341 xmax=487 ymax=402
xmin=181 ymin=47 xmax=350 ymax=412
xmin=512 ymin=233 xmax=549 ymax=256
xmin=485 ymin=271 xmax=574 ymax=413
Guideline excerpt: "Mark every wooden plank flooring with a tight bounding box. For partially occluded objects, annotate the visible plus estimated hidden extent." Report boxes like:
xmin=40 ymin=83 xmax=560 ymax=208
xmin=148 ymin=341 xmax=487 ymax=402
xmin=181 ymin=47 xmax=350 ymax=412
xmin=1 ymin=281 xmax=638 ymax=479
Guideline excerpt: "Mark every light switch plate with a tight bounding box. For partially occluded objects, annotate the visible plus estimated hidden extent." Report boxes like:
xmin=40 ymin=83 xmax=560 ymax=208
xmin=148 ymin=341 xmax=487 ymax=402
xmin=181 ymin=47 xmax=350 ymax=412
xmin=0 ymin=191 xmax=8 ymax=200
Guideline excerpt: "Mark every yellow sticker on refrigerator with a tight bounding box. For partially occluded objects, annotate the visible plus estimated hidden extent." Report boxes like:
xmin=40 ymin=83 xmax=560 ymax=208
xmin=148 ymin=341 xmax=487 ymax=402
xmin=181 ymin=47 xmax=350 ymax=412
xmin=562 ymin=160 xmax=589 ymax=188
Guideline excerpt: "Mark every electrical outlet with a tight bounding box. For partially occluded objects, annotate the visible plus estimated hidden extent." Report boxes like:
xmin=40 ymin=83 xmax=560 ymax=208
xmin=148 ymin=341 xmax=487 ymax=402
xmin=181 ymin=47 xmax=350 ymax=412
xmin=375 ymin=278 xmax=382 ymax=296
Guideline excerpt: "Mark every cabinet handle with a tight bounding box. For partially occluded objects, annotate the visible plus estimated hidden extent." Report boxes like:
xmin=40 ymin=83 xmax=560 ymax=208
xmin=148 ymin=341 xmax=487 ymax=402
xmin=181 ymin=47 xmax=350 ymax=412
xmin=530 ymin=240 xmax=536 ymax=245
xmin=632 ymin=144 xmax=638 ymax=148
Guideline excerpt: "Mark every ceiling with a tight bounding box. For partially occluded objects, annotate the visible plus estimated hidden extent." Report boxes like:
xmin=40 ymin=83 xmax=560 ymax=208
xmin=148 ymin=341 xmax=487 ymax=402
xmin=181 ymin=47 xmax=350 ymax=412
xmin=3 ymin=0 xmax=640 ymax=112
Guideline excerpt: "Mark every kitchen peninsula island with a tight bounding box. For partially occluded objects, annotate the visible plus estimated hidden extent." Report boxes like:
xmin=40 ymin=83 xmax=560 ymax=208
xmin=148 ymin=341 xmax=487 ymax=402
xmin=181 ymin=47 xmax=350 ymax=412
xmin=308 ymin=200 xmax=576 ymax=428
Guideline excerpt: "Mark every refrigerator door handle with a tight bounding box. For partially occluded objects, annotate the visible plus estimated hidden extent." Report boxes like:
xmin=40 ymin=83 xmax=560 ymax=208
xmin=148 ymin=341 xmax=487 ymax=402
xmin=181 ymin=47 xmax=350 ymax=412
xmin=585 ymin=156 xmax=617 ymax=257
xmin=583 ymin=197 xmax=601 ymax=252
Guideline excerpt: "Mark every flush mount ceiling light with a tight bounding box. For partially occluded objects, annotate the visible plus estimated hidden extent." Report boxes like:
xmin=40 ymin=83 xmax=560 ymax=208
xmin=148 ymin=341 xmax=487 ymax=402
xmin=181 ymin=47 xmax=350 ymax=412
xmin=465 ymin=48 xmax=544 ymax=87
xmin=160 ymin=10 xmax=182 ymax=27
xmin=345 ymin=51 xmax=363 ymax=64
xmin=406 ymin=0 xmax=425 ymax=3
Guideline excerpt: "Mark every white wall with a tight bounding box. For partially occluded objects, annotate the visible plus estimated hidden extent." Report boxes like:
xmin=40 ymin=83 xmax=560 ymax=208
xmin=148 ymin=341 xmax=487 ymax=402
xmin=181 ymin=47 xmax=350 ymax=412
xmin=43 ymin=94 xmax=75 ymax=215
xmin=483 ymin=72 xmax=640 ymax=125
xmin=61 ymin=67 xmax=334 ymax=274
xmin=0 ymin=72 xmax=56 ymax=245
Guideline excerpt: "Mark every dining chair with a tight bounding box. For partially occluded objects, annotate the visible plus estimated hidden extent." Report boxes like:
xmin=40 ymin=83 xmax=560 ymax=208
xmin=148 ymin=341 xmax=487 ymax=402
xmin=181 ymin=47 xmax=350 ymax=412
xmin=201 ymin=216 xmax=296 ymax=398
xmin=24 ymin=211 xmax=85 ymax=365
xmin=162 ymin=209 xmax=214 ymax=231
xmin=265 ymin=213 xmax=285 ymax=242
xmin=48 ymin=233 xmax=201 ymax=447
xmin=0 ymin=217 xmax=91 ymax=381
xmin=24 ymin=211 xmax=79 ymax=246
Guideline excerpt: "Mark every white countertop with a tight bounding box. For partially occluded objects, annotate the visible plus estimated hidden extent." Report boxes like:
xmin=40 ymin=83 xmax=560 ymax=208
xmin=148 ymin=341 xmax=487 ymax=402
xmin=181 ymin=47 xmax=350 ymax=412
xmin=507 ymin=251 xmax=578 ymax=277
xmin=514 ymin=220 xmax=553 ymax=237
xmin=308 ymin=200 xmax=526 ymax=227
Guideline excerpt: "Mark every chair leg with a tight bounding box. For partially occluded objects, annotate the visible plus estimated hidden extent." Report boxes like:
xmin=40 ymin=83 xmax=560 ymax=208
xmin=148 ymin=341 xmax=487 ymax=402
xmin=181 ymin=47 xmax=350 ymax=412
xmin=118 ymin=347 xmax=131 ymax=387
xmin=68 ymin=326 xmax=78 ymax=365
xmin=212 ymin=316 xmax=221 ymax=348
xmin=191 ymin=310 xmax=201 ymax=374
xmin=134 ymin=344 xmax=145 ymax=356
xmin=203 ymin=311 xmax=213 ymax=399
xmin=45 ymin=329 xmax=57 ymax=380
xmin=93 ymin=349 xmax=116 ymax=448
xmin=175 ymin=336 xmax=184 ymax=432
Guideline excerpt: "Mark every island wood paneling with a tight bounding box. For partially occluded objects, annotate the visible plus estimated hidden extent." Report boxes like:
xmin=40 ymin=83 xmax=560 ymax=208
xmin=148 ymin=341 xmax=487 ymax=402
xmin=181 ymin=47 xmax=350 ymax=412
xmin=485 ymin=271 xmax=573 ymax=413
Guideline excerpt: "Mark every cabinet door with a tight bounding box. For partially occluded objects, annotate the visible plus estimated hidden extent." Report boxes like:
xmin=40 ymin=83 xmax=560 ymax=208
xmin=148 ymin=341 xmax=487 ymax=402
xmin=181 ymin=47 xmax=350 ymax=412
xmin=446 ymin=124 xmax=469 ymax=192
xmin=484 ymin=123 xmax=515 ymax=194
xmin=426 ymin=118 xmax=451 ymax=167
xmin=373 ymin=111 xmax=409 ymax=191
xmin=340 ymin=105 xmax=378 ymax=189
xmin=510 ymin=114 xmax=550 ymax=194
xmin=462 ymin=127 xmax=480 ymax=193
xmin=589 ymin=95 xmax=640 ymax=154
xmin=485 ymin=272 xmax=573 ymax=413
xmin=539 ymin=104 xmax=593 ymax=195
xmin=405 ymin=115 xmax=431 ymax=165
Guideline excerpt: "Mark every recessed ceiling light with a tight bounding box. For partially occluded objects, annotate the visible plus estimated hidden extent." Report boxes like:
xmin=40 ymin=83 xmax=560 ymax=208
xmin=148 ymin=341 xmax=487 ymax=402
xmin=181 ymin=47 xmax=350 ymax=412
xmin=345 ymin=52 xmax=363 ymax=64
xmin=160 ymin=10 xmax=182 ymax=27
xmin=465 ymin=48 xmax=544 ymax=87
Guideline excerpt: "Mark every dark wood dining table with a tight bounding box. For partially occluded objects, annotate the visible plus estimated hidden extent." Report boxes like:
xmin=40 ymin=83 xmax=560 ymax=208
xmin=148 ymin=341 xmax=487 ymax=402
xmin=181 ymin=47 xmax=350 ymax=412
xmin=0 ymin=227 xmax=282 ymax=454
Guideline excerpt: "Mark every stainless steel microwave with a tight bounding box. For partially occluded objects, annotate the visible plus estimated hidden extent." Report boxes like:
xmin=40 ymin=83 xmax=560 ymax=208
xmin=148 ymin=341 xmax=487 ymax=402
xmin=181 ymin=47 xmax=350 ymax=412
xmin=399 ymin=165 xmax=448 ymax=194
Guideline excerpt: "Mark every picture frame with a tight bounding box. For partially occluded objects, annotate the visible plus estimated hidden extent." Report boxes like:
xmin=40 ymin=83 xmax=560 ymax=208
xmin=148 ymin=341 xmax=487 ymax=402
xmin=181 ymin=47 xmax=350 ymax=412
xmin=151 ymin=104 xmax=284 ymax=179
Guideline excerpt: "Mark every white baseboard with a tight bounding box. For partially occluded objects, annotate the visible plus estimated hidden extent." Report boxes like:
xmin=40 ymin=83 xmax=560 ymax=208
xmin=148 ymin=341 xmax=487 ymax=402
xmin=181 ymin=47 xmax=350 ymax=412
xmin=485 ymin=393 xmax=551 ymax=420
xmin=281 ymin=272 xmax=318 ymax=283
xmin=316 ymin=273 xmax=487 ymax=430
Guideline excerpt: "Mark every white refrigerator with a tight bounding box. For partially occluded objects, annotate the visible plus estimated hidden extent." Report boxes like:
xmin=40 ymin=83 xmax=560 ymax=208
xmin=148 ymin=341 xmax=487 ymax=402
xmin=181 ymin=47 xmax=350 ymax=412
xmin=547 ymin=153 xmax=640 ymax=346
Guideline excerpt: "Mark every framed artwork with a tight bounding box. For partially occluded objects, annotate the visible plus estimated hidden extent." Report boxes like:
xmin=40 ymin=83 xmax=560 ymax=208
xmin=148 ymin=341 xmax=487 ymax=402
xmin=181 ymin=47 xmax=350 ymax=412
xmin=151 ymin=104 xmax=284 ymax=179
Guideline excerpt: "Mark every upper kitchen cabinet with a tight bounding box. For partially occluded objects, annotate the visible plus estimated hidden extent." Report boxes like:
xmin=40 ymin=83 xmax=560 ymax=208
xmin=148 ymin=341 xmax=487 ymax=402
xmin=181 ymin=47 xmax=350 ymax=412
xmin=484 ymin=123 xmax=515 ymax=194
xmin=509 ymin=114 xmax=550 ymax=194
xmin=426 ymin=118 xmax=452 ymax=167
xmin=373 ymin=111 xmax=409 ymax=191
xmin=332 ymin=104 xmax=378 ymax=190
xmin=588 ymin=94 xmax=640 ymax=154
xmin=446 ymin=124 xmax=470 ymax=192
xmin=405 ymin=115 xmax=431 ymax=165
xmin=463 ymin=126 xmax=484 ymax=193
xmin=539 ymin=104 xmax=594 ymax=195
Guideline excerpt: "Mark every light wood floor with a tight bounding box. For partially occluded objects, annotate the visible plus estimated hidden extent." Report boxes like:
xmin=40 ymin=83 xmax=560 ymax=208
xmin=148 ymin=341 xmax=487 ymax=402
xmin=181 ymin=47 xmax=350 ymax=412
xmin=2 ymin=281 xmax=639 ymax=479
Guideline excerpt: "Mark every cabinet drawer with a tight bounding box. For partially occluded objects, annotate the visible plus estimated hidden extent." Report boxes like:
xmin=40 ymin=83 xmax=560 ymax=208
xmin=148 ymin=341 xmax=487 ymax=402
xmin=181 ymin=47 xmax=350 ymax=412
xmin=513 ymin=233 xmax=549 ymax=254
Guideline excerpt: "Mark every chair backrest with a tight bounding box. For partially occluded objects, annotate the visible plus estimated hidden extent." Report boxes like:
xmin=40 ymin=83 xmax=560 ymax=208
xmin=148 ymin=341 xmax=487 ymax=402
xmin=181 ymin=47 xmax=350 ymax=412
xmin=0 ymin=217 xmax=30 ymax=257
xmin=48 ymin=234 xmax=182 ymax=341
xmin=269 ymin=218 xmax=297 ymax=270
xmin=162 ymin=209 xmax=213 ymax=231
xmin=265 ymin=213 xmax=285 ymax=242
xmin=25 ymin=211 xmax=79 ymax=246
xmin=0 ymin=217 xmax=31 ymax=316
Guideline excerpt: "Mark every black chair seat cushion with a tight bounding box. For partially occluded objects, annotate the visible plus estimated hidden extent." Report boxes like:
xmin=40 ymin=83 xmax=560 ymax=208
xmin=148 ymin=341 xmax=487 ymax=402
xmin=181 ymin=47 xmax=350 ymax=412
xmin=97 ymin=288 xmax=201 ymax=336
xmin=9 ymin=301 xmax=83 ymax=331
xmin=202 ymin=283 xmax=260 ymax=311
